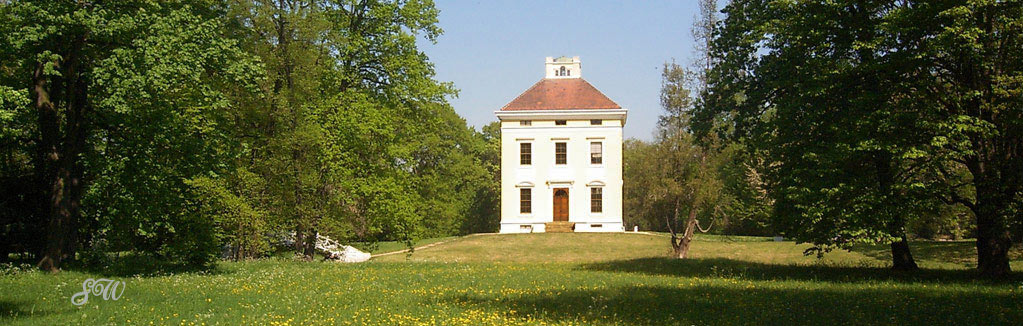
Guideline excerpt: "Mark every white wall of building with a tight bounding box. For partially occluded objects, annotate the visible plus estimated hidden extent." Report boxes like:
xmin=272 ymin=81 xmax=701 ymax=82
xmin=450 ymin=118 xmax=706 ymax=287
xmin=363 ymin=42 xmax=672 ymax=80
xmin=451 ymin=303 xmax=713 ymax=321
xmin=495 ymin=111 xmax=626 ymax=233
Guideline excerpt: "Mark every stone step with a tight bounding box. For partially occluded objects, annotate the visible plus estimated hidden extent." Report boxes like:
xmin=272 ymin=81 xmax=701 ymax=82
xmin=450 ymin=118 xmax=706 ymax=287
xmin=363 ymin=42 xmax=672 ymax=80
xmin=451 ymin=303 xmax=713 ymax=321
xmin=544 ymin=222 xmax=575 ymax=233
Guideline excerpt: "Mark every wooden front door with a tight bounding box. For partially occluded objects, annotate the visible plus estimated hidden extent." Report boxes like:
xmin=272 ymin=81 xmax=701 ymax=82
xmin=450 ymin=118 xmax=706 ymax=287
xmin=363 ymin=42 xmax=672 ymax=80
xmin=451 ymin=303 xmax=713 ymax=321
xmin=553 ymin=188 xmax=569 ymax=221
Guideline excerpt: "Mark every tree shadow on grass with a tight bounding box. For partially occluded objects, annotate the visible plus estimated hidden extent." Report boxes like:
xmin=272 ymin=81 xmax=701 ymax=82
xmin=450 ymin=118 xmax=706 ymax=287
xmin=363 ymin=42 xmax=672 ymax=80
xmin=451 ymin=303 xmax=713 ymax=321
xmin=443 ymin=282 xmax=1022 ymax=325
xmin=63 ymin=253 xmax=231 ymax=278
xmin=850 ymin=241 xmax=1023 ymax=268
xmin=581 ymin=257 xmax=1023 ymax=286
xmin=0 ymin=300 xmax=46 ymax=320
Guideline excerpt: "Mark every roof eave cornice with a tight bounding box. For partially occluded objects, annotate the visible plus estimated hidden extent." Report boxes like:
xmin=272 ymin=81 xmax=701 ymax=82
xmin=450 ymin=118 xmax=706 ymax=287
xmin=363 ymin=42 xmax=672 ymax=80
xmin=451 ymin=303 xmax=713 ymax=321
xmin=495 ymin=109 xmax=628 ymax=125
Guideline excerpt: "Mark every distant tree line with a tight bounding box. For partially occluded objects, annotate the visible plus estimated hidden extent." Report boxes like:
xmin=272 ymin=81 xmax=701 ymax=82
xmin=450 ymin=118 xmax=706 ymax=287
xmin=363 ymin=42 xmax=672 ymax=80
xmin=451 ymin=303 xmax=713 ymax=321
xmin=0 ymin=0 xmax=500 ymax=271
xmin=625 ymin=0 xmax=1021 ymax=278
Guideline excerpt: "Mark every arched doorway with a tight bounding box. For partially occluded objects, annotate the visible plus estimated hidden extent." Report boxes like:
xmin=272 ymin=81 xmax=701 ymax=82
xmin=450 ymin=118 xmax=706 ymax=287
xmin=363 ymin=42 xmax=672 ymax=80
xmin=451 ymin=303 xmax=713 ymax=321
xmin=553 ymin=188 xmax=569 ymax=221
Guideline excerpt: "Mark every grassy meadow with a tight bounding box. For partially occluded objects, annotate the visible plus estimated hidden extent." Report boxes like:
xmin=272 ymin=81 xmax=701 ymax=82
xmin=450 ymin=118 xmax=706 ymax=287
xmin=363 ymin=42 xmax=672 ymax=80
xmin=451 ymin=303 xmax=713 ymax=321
xmin=2 ymin=233 xmax=1023 ymax=325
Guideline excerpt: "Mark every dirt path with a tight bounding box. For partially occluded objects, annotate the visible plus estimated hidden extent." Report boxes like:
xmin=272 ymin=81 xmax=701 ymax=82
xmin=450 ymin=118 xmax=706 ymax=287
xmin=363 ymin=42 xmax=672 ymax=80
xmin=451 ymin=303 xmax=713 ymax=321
xmin=372 ymin=233 xmax=497 ymax=258
xmin=372 ymin=232 xmax=657 ymax=258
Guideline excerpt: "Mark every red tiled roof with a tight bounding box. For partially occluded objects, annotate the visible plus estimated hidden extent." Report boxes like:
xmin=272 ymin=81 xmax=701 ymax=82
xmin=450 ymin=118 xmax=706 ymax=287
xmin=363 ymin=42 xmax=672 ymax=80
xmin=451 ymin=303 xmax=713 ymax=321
xmin=501 ymin=78 xmax=621 ymax=111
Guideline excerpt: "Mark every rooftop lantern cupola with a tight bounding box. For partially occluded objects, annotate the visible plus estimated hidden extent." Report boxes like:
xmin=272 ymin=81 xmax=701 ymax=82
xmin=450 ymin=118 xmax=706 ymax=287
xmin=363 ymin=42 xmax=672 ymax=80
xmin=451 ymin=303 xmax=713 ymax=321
xmin=545 ymin=56 xmax=581 ymax=79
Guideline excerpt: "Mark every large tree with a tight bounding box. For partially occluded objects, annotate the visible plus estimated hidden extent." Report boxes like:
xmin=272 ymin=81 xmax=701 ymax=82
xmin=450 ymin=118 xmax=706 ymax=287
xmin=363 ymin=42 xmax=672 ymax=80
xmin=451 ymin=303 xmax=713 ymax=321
xmin=703 ymin=0 xmax=937 ymax=271
xmin=657 ymin=62 xmax=728 ymax=259
xmin=225 ymin=0 xmax=473 ymax=257
xmin=0 ymin=0 xmax=258 ymax=271
xmin=701 ymin=0 xmax=1022 ymax=275
xmin=0 ymin=0 xmax=497 ymax=269
xmin=915 ymin=0 xmax=1023 ymax=277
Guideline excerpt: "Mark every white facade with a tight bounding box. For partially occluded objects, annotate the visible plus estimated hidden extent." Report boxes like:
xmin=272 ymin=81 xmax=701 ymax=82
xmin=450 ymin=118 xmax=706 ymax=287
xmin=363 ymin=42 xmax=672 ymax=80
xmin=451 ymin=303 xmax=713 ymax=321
xmin=495 ymin=57 xmax=627 ymax=233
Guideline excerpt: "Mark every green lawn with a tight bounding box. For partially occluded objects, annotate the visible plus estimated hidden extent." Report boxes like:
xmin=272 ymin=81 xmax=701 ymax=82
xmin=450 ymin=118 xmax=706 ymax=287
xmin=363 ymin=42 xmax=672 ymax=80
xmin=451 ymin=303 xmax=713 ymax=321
xmin=2 ymin=233 xmax=1022 ymax=325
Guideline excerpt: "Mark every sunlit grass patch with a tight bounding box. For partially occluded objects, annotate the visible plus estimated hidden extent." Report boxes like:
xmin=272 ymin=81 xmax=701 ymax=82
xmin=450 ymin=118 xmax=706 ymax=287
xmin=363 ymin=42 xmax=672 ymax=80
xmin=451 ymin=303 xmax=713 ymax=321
xmin=2 ymin=233 xmax=1021 ymax=325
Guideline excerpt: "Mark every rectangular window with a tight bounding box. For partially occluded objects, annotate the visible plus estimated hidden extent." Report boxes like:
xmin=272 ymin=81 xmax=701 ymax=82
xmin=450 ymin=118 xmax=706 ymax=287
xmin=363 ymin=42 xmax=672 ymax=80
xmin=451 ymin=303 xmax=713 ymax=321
xmin=590 ymin=142 xmax=602 ymax=164
xmin=590 ymin=188 xmax=603 ymax=213
xmin=590 ymin=119 xmax=602 ymax=125
xmin=555 ymin=142 xmax=567 ymax=165
xmin=520 ymin=120 xmax=531 ymax=126
xmin=520 ymin=188 xmax=532 ymax=213
xmin=520 ymin=143 xmax=531 ymax=165
xmin=555 ymin=120 xmax=567 ymax=126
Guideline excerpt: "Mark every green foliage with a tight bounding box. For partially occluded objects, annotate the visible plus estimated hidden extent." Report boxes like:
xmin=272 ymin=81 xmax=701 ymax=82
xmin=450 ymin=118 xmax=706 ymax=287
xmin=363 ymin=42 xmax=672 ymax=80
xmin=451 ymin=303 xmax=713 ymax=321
xmin=623 ymin=138 xmax=665 ymax=231
xmin=464 ymin=121 xmax=502 ymax=234
xmin=218 ymin=0 xmax=494 ymax=256
xmin=918 ymin=0 xmax=1023 ymax=276
xmin=657 ymin=63 xmax=727 ymax=222
xmin=0 ymin=86 xmax=29 ymax=138
xmin=0 ymin=84 xmax=42 ymax=260
xmin=82 ymin=2 xmax=261 ymax=267
xmin=700 ymin=0 xmax=1023 ymax=275
xmin=716 ymin=144 xmax=773 ymax=236
xmin=625 ymin=62 xmax=771 ymax=237
xmin=624 ymin=141 xmax=772 ymax=236
xmin=907 ymin=204 xmax=974 ymax=241
xmin=186 ymin=174 xmax=269 ymax=260
xmin=700 ymin=1 xmax=933 ymax=249
xmin=0 ymin=0 xmax=497 ymax=269
xmin=0 ymin=0 xmax=264 ymax=267
xmin=411 ymin=108 xmax=496 ymax=237
xmin=625 ymin=0 xmax=772 ymax=240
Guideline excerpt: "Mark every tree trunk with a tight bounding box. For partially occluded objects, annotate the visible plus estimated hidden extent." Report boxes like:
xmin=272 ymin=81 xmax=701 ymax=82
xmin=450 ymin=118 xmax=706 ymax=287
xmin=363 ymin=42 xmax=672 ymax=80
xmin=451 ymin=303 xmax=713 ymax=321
xmin=890 ymin=236 xmax=918 ymax=271
xmin=976 ymin=221 xmax=1011 ymax=278
xmin=33 ymin=60 xmax=58 ymax=271
xmin=34 ymin=32 xmax=89 ymax=272
xmin=966 ymin=149 xmax=1014 ymax=278
xmin=302 ymin=229 xmax=317 ymax=260
xmin=40 ymin=156 xmax=83 ymax=272
xmin=874 ymin=152 xmax=918 ymax=272
xmin=33 ymin=60 xmax=75 ymax=272
xmin=675 ymin=206 xmax=699 ymax=259
xmin=61 ymin=56 xmax=88 ymax=265
xmin=667 ymin=201 xmax=681 ymax=256
xmin=975 ymin=196 xmax=1012 ymax=278
xmin=0 ymin=242 xmax=9 ymax=263
xmin=294 ymin=227 xmax=305 ymax=255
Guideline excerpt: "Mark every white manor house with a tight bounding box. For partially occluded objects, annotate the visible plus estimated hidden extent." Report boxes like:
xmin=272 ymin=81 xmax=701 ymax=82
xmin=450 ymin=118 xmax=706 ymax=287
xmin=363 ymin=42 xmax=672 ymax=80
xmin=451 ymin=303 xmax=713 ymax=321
xmin=495 ymin=56 xmax=627 ymax=233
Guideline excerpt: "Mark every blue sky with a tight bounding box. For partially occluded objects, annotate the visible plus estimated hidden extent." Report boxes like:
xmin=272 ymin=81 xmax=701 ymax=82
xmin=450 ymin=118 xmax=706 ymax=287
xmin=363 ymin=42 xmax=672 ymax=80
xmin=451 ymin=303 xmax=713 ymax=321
xmin=417 ymin=0 xmax=701 ymax=140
